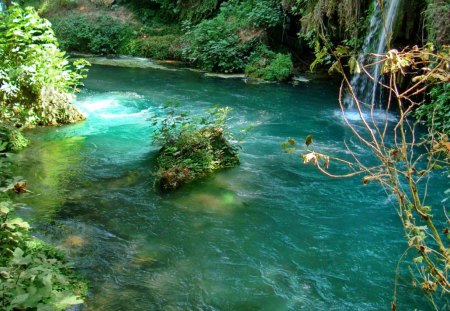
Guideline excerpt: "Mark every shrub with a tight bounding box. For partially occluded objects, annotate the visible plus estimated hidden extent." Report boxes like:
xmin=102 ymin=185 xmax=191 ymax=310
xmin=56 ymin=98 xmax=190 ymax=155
xmin=0 ymin=5 xmax=88 ymax=127
xmin=0 ymin=123 xmax=29 ymax=152
xmin=415 ymin=82 xmax=450 ymax=136
xmin=182 ymin=0 xmax=283 ymax=72
xmin=0 ymin=202 xmax=87 ymax=310
xmin=120 ymin=35 xmax=183 ymax=60
xmin=245 ymin=45 xmax=293 ymax=81
xmin=50 ymin=13 xmax=133 ymax=55
xmin=183 ymin=16 xmax=247 ymax=72
xmin=152 ymin=104 xmax=240 ymax=191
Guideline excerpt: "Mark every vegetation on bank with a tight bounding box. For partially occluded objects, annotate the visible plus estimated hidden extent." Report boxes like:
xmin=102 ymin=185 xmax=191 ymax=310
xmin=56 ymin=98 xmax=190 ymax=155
xmin=0 ymin=132 xmax=87 ymax=310
xmin=18 ymin=0 xmax=448 ymax=83
xmin=152 ymin=104 xmax=240 ymax=191
xmin=1 ymin=5 xmax=88 ymax=310
xmin=0 ymin=4 xmax=88 ymax=127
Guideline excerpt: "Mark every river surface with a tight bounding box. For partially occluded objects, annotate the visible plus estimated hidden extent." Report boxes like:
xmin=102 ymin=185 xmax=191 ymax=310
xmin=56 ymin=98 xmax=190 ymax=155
xmin=13 ymin=64 xmax=447 ymax=310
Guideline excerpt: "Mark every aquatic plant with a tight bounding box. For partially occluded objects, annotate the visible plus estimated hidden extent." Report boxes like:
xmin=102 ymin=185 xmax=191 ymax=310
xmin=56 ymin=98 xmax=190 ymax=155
xmin=152 ymin=104 xmax=240 ymax=191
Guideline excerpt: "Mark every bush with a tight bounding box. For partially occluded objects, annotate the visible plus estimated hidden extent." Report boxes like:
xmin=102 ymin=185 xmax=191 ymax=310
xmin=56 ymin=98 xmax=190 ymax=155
xmin=0 ymin=5 xmax=88 ymax=127
xmin=182 ymin=0 xmax=283 ymax=72
xmin=0 ymin=202 xmax=87 ymax=310
xmin=182 ymin=15 xmax=248 ymax=72
xmin=152 ymin=104 xmax=240 ymax=191
xmin=245 ymin=45 xmax=293 ymax=81
xmin=50 ymin=13 xmax=133 ymax=55
xmin=0 ymin=123 xmax=29 ymax=152
xmin=415 ymin=82 xmax=450 ymax=136
xmin=120 ymin=34 xmax=183 ymax=60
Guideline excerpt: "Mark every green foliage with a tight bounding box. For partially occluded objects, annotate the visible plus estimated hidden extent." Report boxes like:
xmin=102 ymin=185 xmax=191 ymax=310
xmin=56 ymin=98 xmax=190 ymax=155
xmin=415 ymin=83 xmax=450 ymax=136
xmin=120 ymin=34 xmax=183 ymax=60
xmin=0 ymin=123 xmax=29 ymax=152
xmin=117 ymin=0 xmax=220 ymax=23
xmin=183 ymin=16 xmax=246 ymax=72
xmin=152 ymin=103 xmax=240 ymax=191
xmin=425 ymin=0 xmax=450 ymax=47
xmin=50 ymin=13 xmax=133 ymax=55
xmin=0 ymin=149 xmax=86 ymax=310
xmin=0 ymin=204 xmax=87 ymax=311
xmin=183 ymin=0 xmax=283 ymax=73
xmin=0 ymin=4 xmax=88 ymax=127
xmin=245 ymin=45 xmax=293 ymax=81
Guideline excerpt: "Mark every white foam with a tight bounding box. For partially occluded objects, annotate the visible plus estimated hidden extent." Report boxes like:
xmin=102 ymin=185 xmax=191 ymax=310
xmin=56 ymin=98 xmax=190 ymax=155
xmin=335 ymin=109 xmax=397 ymax=123
xmin=78 ymin=99 xmax=120 ymax=112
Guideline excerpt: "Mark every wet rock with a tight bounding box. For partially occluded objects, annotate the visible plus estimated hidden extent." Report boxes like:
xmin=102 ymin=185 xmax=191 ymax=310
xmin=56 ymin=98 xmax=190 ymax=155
xmin=83 ymin=56 xmax=178 ymax=71
xmin=204 ymin=73 xmax=246 ymax=79
xmin=292 ymin=75 xmax=310 ymax=83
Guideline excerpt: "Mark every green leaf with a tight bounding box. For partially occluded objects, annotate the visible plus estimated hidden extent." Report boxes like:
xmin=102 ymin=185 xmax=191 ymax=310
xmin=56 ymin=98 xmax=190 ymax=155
xmin=12 ymin=247 xmax=32 ymax=265
xmin=57 ymin=295 xmax=84 ymax=306
xmin=11 ymin=293 xmax=29 ymax=305
xmin=413 ymin=256 xmax=423 ymax=264
xmin=0 ymin=205 xmax=10 ymax=215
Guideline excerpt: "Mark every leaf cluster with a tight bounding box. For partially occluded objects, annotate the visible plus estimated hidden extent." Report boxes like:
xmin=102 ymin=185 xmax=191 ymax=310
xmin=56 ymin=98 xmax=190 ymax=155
xmin=245 ymin=45 xmax=293 ymax=81
xmin=50 ymin=13 xmax=133 ymax=55
xmin=0 ymin=122 xmax=29 ymax=153
xmin=182 ymin=0 xmax=284 ymax=73
xmin=0 ymin=4 xmax=89 ymax=127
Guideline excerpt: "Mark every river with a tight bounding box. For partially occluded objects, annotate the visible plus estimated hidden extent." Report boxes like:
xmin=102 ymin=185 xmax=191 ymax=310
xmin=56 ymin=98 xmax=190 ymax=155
xmin=13 ymin=64 xmax=445 ymax=310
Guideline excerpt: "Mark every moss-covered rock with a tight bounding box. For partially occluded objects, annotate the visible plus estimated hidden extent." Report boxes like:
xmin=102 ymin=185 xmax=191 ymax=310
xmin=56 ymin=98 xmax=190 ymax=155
xmin=38 ymin=86 xmax=86 ymax=126
xmin=155 ymin=126 xmax=239 ymax=191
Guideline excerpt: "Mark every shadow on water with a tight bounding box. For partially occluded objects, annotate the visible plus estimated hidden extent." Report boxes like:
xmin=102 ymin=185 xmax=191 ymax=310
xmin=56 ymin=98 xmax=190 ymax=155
xmin=12 ymin=64 xmax=447 ymax=310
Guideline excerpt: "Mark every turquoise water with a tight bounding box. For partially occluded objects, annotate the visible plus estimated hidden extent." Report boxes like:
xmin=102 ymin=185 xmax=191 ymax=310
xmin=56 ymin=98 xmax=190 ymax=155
xmin=13 ymin=65 xmax=447 ymax=310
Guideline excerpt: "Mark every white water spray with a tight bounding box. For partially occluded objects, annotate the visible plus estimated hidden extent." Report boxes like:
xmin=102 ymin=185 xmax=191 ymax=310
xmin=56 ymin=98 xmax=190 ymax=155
xmin=348 ymin=0 xmax=400 ymax=108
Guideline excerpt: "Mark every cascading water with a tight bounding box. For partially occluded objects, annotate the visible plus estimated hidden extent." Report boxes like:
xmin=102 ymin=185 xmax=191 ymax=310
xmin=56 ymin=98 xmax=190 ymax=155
xmin=348 ymin=0 xmax=400 ymax=109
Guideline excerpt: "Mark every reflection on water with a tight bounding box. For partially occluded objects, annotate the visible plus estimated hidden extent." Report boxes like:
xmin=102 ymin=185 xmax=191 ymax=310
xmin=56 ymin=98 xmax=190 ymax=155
xmin=13 ymin=65 xmax=447 ymax=310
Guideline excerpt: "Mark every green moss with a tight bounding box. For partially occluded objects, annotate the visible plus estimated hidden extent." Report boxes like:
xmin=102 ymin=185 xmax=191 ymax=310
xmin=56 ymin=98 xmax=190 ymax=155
xmin=245 ymin=45 xmax=293 ymax=81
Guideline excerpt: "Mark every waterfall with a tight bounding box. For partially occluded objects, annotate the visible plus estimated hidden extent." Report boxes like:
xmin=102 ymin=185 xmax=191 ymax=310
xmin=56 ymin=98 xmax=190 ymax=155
xmin=348 ymin=0 xmax=400 ymax=109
